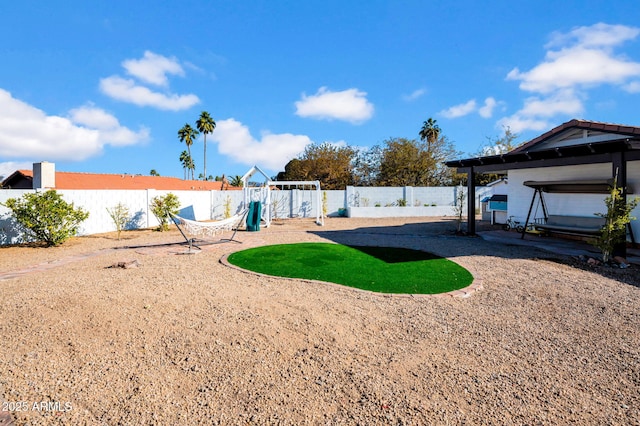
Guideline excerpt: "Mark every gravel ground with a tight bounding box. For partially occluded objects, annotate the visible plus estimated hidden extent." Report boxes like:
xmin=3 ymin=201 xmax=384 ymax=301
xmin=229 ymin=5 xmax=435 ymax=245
xmin=0 ymin=217 xmax=639 ymax=425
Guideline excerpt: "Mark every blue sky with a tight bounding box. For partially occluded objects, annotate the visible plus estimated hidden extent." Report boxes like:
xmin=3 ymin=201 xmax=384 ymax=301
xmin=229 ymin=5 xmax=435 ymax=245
xmin=1 ymin=1 xmax=640 ymax=180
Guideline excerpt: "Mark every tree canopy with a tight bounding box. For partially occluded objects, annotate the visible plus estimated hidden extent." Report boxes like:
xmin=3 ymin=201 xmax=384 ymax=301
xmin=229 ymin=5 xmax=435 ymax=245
xmin=277 ymin=143 xmax=358 ymax=189
xmin=277 ymin=119 xmax=461 ymax=189
xmin=377 ymin=135 xmax=460 ymax=187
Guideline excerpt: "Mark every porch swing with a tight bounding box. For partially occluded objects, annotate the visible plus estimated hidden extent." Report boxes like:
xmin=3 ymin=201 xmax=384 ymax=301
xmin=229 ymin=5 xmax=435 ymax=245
xmin=520 ymin=184 xmax=549 ymax=238
xmin=520 ymin=179 xmax=614 ymax=240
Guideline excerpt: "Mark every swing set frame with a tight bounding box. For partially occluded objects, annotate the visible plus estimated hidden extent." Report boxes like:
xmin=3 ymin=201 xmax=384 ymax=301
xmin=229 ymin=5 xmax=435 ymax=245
xmin=240 ymin=165 xmax=325 ymax=227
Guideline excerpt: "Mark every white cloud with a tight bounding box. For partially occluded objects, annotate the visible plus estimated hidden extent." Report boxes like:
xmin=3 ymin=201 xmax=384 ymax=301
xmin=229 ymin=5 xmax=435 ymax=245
xmin=0 ymin=89 xmax=148 ymax=162
xmin=496 ymin=116 xmax=550 ymax=134
xmin=295 ymin=87 xmax=374 ymax=123
xmin=69 ymin=105 xmax=150 ymax=146
xmin=100 ymin=76 xmax=200 ymax=111
xmin=546 ymin=22 xmax=640 ymax=49
xmin=518 ymin=91 xmax=584 ymax=118
xmin=211 ymin=118 xmax=312 ymax=171
xmin=440 ymin=97 xmax=503 ymax=119
xmin=122 ymin=51 xmax=185 ymax=87
xmin=624 ymin=81 xmax=640 ymax=93
xmin=402 ymin=88 xmax=426 ymax=101
xmin=499 ymin=23 xmax=640 ymax=133
xmin=100 ymin=51 xmax=200 ymax=111
xmin=439 ymin=99 xmax=477 ymax=118
xmin=496 ymin=92 xmax=583 ymax=134
xmin=478 ymin=97 xmax=498 ymax=118
xmin=507 ymin=23 xmax=640 ymax=94
xmin=507 ymin=47 xmax=640 ymax=93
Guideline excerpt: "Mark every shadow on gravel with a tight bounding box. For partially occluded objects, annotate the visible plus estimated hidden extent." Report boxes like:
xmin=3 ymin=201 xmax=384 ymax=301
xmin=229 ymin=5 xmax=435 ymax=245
xmin=309 ymin=219 xmax=640 ymax=288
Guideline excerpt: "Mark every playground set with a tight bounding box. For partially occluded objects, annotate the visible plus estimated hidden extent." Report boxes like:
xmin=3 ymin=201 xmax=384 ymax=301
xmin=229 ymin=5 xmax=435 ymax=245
xmin=169 ymin=166 xmax=324 ymax=251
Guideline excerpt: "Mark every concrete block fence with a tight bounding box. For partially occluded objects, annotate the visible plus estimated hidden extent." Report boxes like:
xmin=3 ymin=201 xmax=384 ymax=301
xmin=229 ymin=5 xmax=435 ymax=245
xmin=0 ymin=185 xmax=490 ymax=244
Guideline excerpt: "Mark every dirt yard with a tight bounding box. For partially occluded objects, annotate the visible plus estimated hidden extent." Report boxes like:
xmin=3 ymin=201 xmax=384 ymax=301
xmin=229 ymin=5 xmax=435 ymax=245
xmin=1 ymin=217 xmax=638 ymax=425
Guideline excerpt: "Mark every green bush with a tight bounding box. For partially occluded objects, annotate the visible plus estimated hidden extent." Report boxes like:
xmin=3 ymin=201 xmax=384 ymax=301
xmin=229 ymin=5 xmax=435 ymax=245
xmin=2 ymin=190 xmax=89 ymax=246
xmin=150 ymin=193 xmax=180 ymax=231
xmin=593 ymin=182 xmax=639 ymax=263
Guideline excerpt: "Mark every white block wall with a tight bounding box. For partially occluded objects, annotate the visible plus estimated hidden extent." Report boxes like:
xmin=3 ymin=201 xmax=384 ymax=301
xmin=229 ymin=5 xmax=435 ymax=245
xmin=0 ymin=185 xmax=491 ymax=244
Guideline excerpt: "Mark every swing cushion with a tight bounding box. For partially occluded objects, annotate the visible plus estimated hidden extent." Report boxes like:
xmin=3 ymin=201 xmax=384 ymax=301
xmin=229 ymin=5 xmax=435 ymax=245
xmin=535 ymin=215 xmax=605 ymax=236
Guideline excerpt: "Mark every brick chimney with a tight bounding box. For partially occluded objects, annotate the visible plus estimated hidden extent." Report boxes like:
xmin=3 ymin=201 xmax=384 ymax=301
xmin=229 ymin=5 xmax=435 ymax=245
xmin=33 ymin=162 xmax=55 ymax=189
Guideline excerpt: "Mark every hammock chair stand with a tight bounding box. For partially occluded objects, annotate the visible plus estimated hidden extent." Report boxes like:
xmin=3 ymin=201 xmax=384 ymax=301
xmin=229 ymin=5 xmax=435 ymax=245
xmin=170 ymin=209 xmax=250 ymax=251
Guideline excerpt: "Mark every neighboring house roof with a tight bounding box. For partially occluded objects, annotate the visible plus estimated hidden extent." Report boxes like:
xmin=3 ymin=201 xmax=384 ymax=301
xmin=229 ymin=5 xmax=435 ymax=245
xmin=1 ymin=170 xmax=33 ymax=189
xmin=446 ymin=119 xmax=640 ymax=172
xmin=1 ymin=170 xmax=241 ymax=191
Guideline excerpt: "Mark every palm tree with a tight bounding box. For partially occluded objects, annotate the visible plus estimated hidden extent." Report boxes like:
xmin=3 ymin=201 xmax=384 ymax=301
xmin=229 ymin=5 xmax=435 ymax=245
xmin=178 ymin=124 xmax=199 ymax=179
xmin=229 ymin=175 xmax=243 ymax=187
xmin=186 ymin=157 xmax=195 ymax=179
xmin=179 ymin=150 xmax=191 ymax=180
xmin=195 ymin=111 xmax=216 ymax=180
xmin=419 ymin=118 xmax=441 ymax=151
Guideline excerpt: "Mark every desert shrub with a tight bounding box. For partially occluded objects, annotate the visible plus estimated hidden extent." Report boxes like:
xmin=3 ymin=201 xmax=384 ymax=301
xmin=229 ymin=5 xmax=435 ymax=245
xmin=2 ymin=190 xmax=89 ymax=246
xmin=150 ymin=193 xmax=180 ymax=231
xmin=106 ymin=202 xmax=130 ymax=240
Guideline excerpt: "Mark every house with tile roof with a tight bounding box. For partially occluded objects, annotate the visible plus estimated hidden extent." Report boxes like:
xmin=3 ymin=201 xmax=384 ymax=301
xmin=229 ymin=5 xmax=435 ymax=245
xmin=1 ymin=162 xmax=240 ymax=191
xmin=446 ymin=119 xmax=640 ymax=248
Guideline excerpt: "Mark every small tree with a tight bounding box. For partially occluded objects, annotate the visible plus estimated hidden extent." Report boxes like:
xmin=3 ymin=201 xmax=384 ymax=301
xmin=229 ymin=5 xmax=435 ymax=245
xmin=322 ymin=191 xmax=328 ymax=217
xmin=453 ymin=184 xmax=466 ymax=233
xmin=150 ymin=193 xmax=180 ymax=231
xmin=594 ymin=180 xmax=639 ymax=263
xmin=2 ymin=190 xmax=89 ymax=246
xmin=106 ymin=202 xmax=130 ymax=240
xmin=224 ymin=195 xmax=232 ymax=219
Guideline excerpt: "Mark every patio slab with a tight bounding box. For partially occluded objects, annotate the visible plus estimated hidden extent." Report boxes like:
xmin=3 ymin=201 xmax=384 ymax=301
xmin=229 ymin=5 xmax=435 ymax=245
xmin=477 ymin=229 xmax=640 ymax=265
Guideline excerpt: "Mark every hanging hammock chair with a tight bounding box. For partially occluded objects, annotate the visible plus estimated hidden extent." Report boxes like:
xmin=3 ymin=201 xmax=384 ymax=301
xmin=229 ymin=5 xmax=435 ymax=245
xmin=169 ymin=209 xmax=249 ymax=249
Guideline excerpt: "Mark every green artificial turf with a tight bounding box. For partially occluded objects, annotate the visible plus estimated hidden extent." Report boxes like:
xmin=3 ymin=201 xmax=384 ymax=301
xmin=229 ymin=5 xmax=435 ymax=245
xmin=226 ymin=242 xmax=473 ymax=294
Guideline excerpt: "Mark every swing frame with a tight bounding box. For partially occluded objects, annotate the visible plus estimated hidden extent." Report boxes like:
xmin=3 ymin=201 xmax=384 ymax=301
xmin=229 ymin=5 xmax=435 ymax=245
xmin=266 ymin=180 xmax=324 ymax=226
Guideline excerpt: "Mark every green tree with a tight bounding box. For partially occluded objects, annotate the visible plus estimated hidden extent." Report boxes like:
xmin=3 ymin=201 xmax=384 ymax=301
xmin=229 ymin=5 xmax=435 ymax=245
xmin=377 ymin=136 xmax=460 ymax=186
xmin=178 ymin=123 xmax=199 ymax=179
xmin=277 ymin=143 xmax=357 ymax=189
xmin=196 ymin=111 xmax=216 ymax=180
xmin=149 ymin=193 xmax=181 ymax=231
xmin=378 ymin=138 xmax=430 ymax=186
xmin=419 ymin=117 xmax=441 ymax=151
xmin=149 ymin=169 xmax=160 ymax=176
xmin=593 ymin=178 xmax=639 ymax=263
xmin=2 ymin=190 xmax=89 ymax=246
xmin=353 ymin=145 xmax=382 ymax=186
